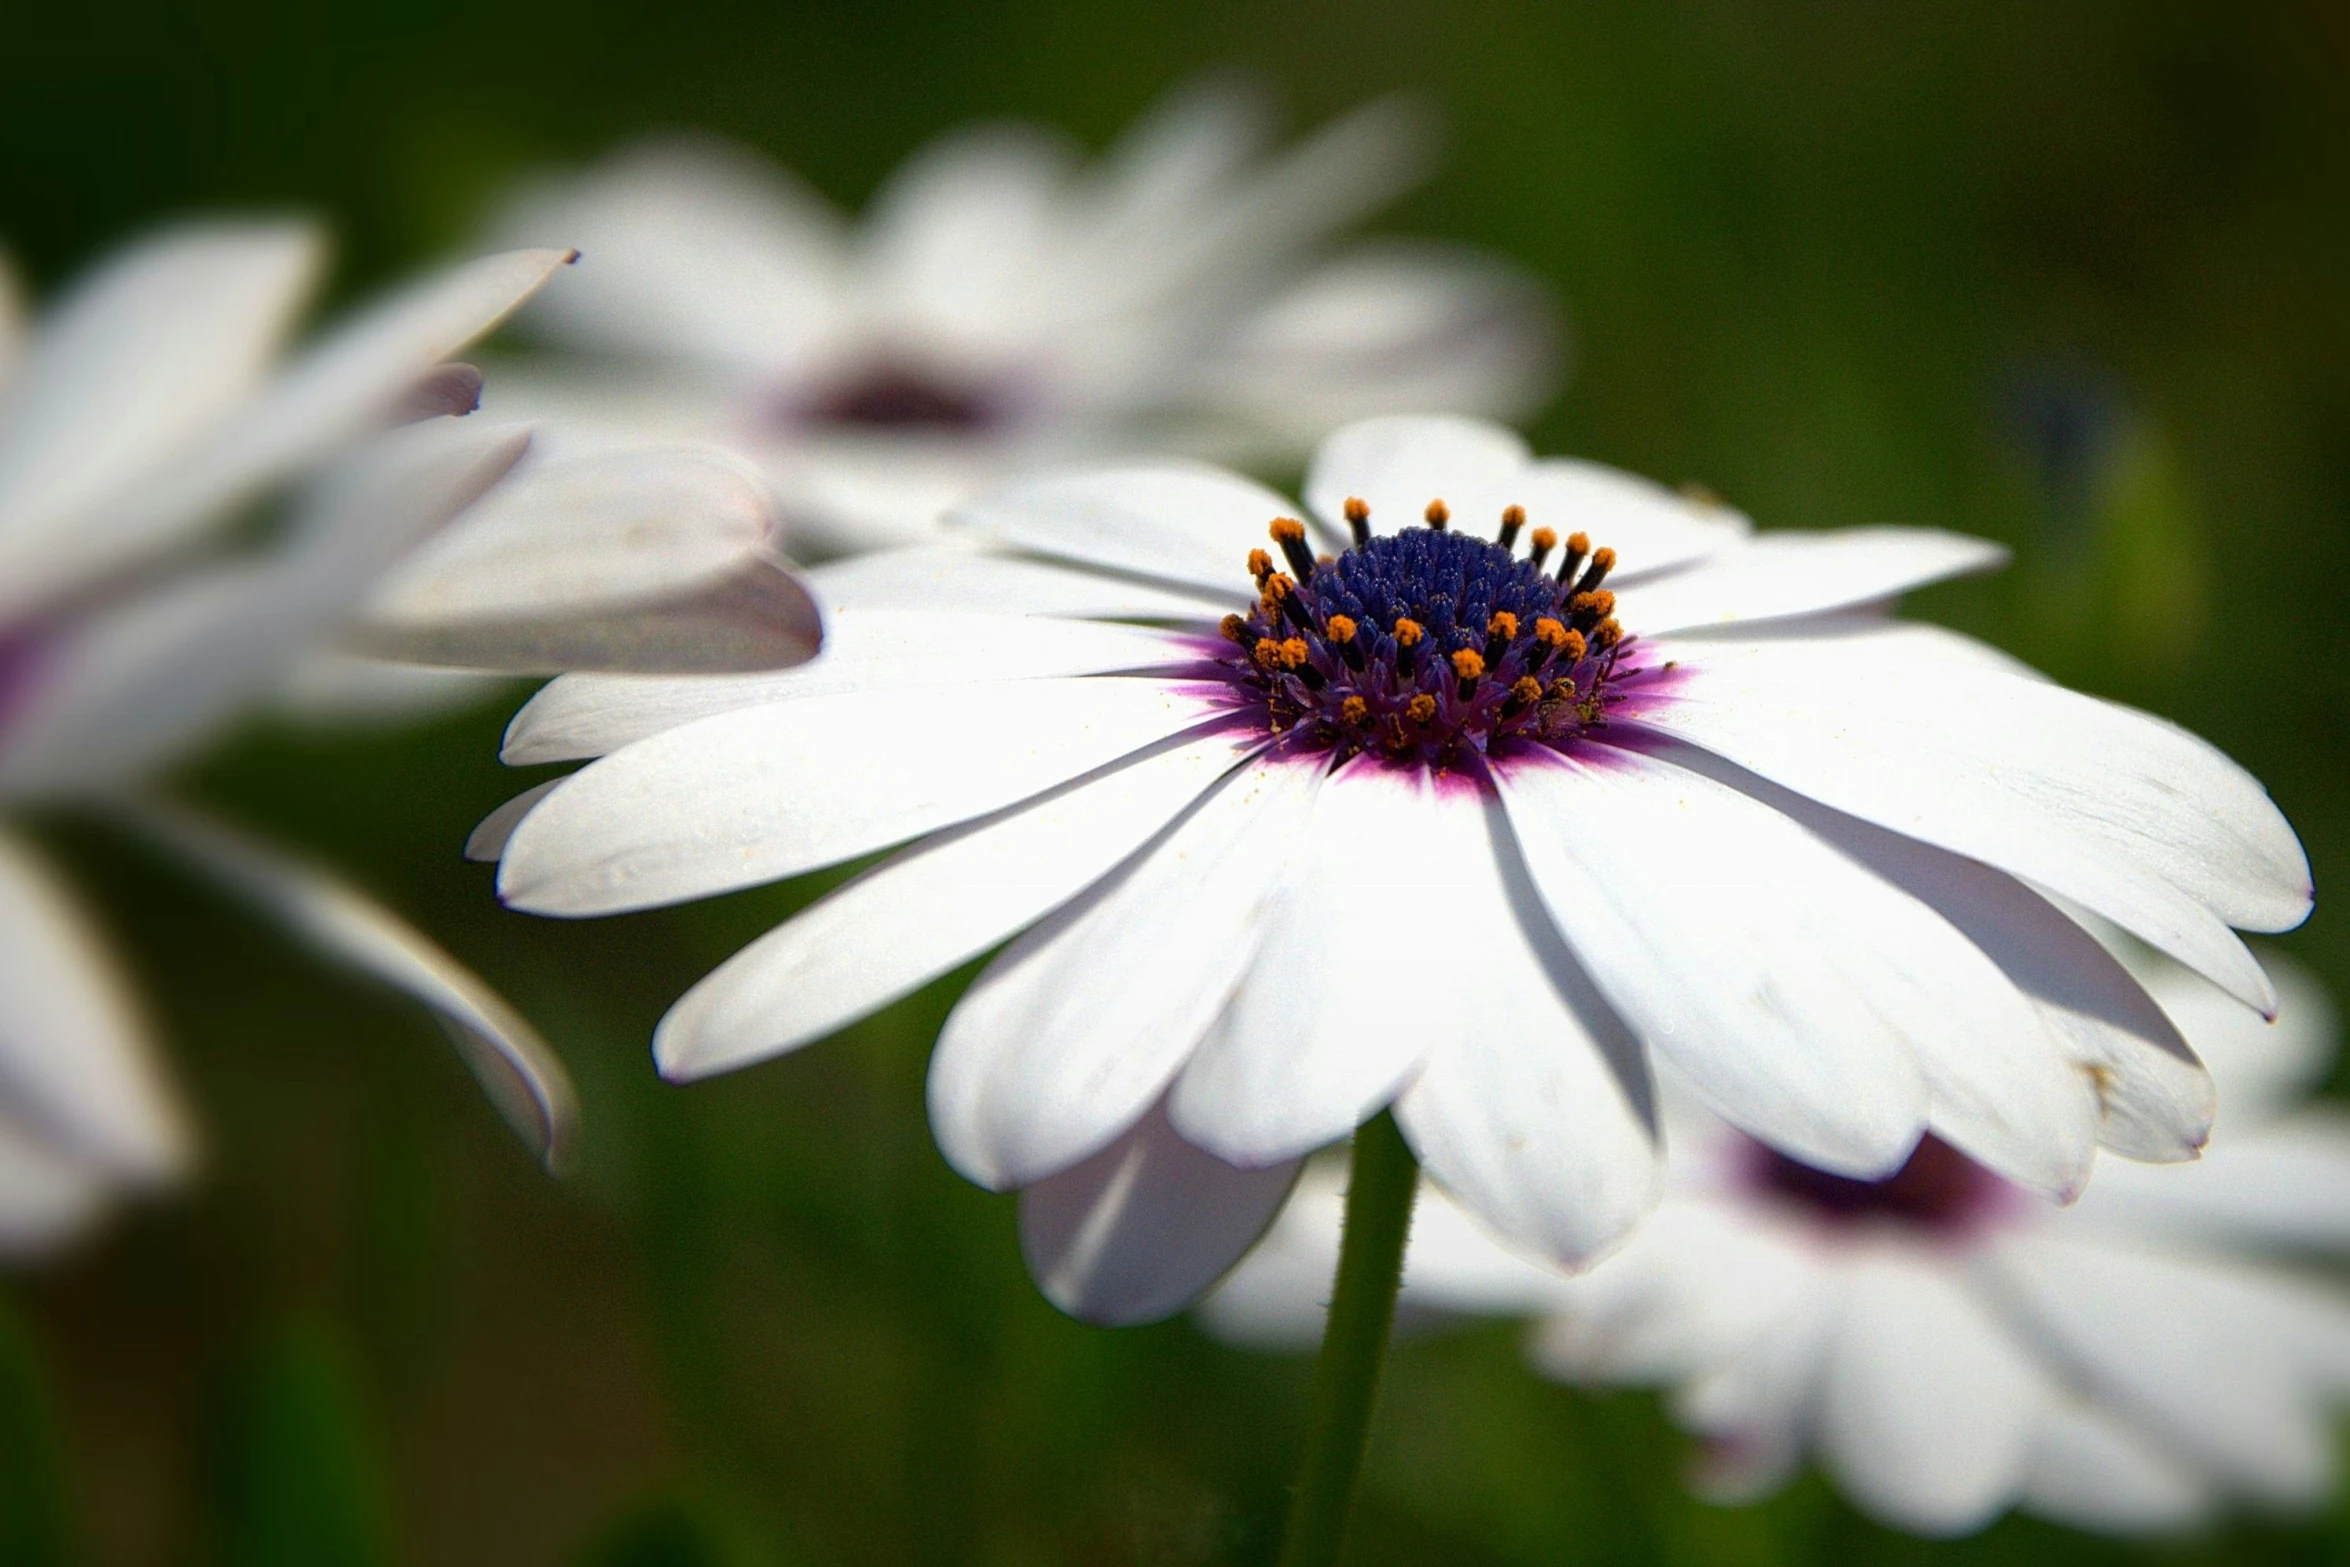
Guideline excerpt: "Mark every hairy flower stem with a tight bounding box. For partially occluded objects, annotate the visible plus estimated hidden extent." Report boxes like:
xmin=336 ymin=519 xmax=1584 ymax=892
xmin=1275 ymin=1110 xmax=1420 ymax=1567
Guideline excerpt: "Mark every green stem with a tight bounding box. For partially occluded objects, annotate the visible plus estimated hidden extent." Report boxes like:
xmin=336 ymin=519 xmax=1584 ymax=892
xmin=1274 ymin=1110 xmax=1420 ymax=1567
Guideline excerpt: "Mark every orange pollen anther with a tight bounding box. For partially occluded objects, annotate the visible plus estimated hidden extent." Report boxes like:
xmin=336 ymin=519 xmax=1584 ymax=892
xmin=1566 ymin=531 xmax=1590 ymax=556
xmin=1589 ymin=546 xmax=1617 ymax=573
xmin=1325 ymin=614 xmax=1358 ymax=643
xmin=1220 ymin=614 xmax=1247 ymax=643
xmin=1424 ymin=498 xmax=1451 ymax=528
xmin=1276 ymin=637 xmax=1311 ymax=669
xmin=1501 ymin=504 xmax=1526 ymax=529
xmin=1270 ymin=517 xmax=1307 ymax=544
xmin=1263 ymin=573 xmax=1294 ymax=601
xmin=1487 ymin=611 xmax=1518 ymax=639
xmin=1533 ymin=617 xmax=1568 ymax=648
xmin=1570 ymin=589 xmax=1616 ymax=618
xmin=1450 ymin=649 xmax=1486 ymax=680
xmin=1247 ymin=549 xmax=1274 ymax=579
xmin=1343 ymin=496 xmax=1370 ymax=525
xmin=1405 ymin=694 xmax=1438 ymax=724
xmin=1392 ymin=618 xmax=1424 ymax=647
xmin=1510 ymin=676 xmax=1544 ymax=704
xmin=1339 ymin=695 xmax=1369 ymax=724
xmin=1530 ymin=526 xmax=1558 ymax=552
xmin=1560 ymin=629 xmax=1588 ymax=661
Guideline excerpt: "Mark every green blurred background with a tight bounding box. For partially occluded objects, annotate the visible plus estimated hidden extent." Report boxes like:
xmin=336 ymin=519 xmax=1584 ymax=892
xmin=6 ymin=1 xmax=2350 ymax=1561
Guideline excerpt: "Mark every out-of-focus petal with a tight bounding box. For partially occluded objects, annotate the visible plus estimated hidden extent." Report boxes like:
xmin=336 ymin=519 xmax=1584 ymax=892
xmin=0 ymin=222 xmax=321 ymax=614
xmin=0 ymin=424 xmax=531 ymax=796
xmin=1816 ymin=1252 xmax=2048 ymax=1536
xmin=2020 ymin=1400 xmax=2215 ymax=1533
xmin=353 ymin=447 xmax=822 ymax=674
xmin=1193 ymin=242 xmax=1559 ymax=445
xmin=490 ymin=134 xmax=848 ymax=374
xmin=109 ymin=795 xmax=577 ymax=1172
xmin=0 ymin=827 xmax=188 ymax=1181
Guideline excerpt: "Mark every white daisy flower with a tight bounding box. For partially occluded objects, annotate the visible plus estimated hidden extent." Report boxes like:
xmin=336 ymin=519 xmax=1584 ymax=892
xmin=1206 ymin=947 xmax=2350 ymax=1540
xmin=478 ymin=81 xmax=1558 ymax=558
xmin=0 ymin=220 xmax=818 ymax=1247
xmin=484 ymin=413 xmax=2309 ymax=1328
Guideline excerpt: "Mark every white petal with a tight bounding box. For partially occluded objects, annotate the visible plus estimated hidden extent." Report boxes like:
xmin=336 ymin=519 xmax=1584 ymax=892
xmin=1524 ymin=1200 xmax=1817 ymax=1385
xmin=1991 ymin=1233 xmax=2340 ymax=1503
xmin=1200 ymin=1165 xmax=1575 ymax=1350
xmin=498 ymin=677 xmax=1223 ymax=915
xmin=1509 ymin=459 xmax=1750 ymax=580
xmin=1193 ymin=242 xmax=1559 ymax=446
xmin=501 ymin=610 xmax=1202 ymax=764
xmin=1495 ymin=745 xmax=1943 ymax=1180
xmin=0 ymin=1114 xmax=111 ymax=1256
xmin=1301 ymin=414 xmax=1529 ymax=539
xmin=85 ymin=248 xmax=576 ymax=595
xmin=0 ymin=222 xmax=321 ymax=612
xmin=1817 ymin=1253 xmax=2047 ymax=1536
xmin=1171 ymin=758 xmax=1473 ymax=1165
xmin=1699 ymin=752 xmax=2184 ymax=1173
xmin=0 ymin=828 xmax=188 ymax=1180
xmin=1672 ymin=1286 xmax=1835 ymax=1503
xmin=1615 ymin=528 xmax=2006 ymax=634
xmin=653 ymin=728 xmax=1257 ymax=1081
xmin=950 ymin=461 xmax=1288 ymax=597
xmin=2068 ymin=1109 xmax=2350 ymax=1253
xmin=2131 ymin=948 xmax=2335 ymax=1129
xmin=0 ymin=424 xmax=531 ymax=796
xmin=489 ymin=134 xmax=847 ymax=373
xmin=1638 ymin=624 xmax=2309 ymax=1006
xmin=114 ymin=797 xmax=576 ymax=1170
xmin=465 ymin=779 xmax=564 ymax=863
xmin=858 ymin=124 xmax=1075 ymax=356
xmin=2021 ymin=1400 xmax=2214 ymax=1534
xmin=808 ymin=542 xmax=1231 ymax=621
xmin=1020 ymin=1098 xmax=1300 ymax=1327
xmin=931 ymin=750 xmax=1322 ymax=1190
xmin=1392 ymin=792 xmax=1663 ymax=1265
xmin=354 ymin=447 xmax=822 ymax=673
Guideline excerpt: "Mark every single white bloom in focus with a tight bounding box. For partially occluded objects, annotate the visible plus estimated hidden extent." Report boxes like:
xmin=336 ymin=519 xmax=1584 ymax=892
xmin=0 ymin=222 xmax=817 ymax=1248
xmin=485 ymin=414 xmax=2310 ymax=1327
xmin=1206 ymin=947 xmax=2350 ymax=1540
xmin=479 ymin=81 xmax=1559 ymax=557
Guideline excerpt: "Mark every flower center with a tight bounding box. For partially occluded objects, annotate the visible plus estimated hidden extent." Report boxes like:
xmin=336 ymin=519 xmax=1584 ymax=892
xmin=795 ymin=360 xmax=999 ymax=432
xmin=1744 ymin=1134 xmax=2016 ymax=1236
xmin=1216 ymin=497 xmax=1633 ymax=769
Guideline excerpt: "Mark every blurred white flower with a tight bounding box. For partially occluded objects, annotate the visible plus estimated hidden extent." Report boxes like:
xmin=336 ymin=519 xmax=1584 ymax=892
xmin=475 ymin=414 xmax=2306 ymax=1328
xmin=1207 ymin=948 xmax=2350 ymax=1539
xmin=0 ymin=222 xmax=818 ymax=1248
xmin=480 ymin=81 xmax=1559 ymax=557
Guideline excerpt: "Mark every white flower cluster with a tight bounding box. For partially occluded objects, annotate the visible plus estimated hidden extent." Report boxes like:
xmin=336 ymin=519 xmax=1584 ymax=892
xmin=4 ymin=79 xmax=2335 ymax=1545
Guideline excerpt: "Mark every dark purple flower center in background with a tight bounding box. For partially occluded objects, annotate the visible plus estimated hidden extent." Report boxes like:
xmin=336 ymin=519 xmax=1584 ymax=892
xmin=795 ymin=361 xmax=999 ymax=432
xmin=1747 ymin=1134 xmax=2015 ymax=1235
xmin=1216 ymin=497 xmax=1635 ymax=770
